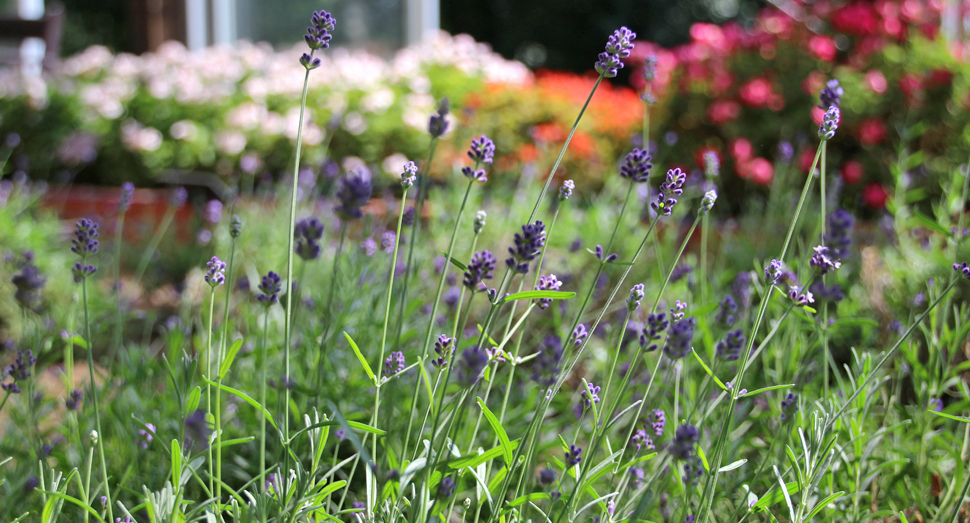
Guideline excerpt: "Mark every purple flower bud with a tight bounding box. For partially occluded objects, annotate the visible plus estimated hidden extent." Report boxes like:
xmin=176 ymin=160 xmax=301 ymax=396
xmin=953 ymin=262 xmax=970 ymax=281
xmin=468 ymin=135 xmax=496 ymax=165
xmin=428 ymin=98 xmax=450 ymax=138
xmin=71 ymin=218 xmax=100 ymax=257
xmin=401 ymin=161 xmax=417 ymax=188
xmin=651 ymin=168 xmax=686 ymax=216
xmin=384 ymin=351 xmax=405 ymax=377
xmin=473 ymin=210 xmax=487 ymax=234
xmin=819 ymin=106 xmax=840 ymax=141
xmin=565 ymin=444 xmax=583 ymax=467
xmin=204 ymin=256 xmax=226 ymax=287
xmin=715 ymin=329 xmax=745 ymax=361
xmin=118 ymin=182 xmax=135 ymax=214
xmin=505 ymin=221 xmax=546 ymax=274
xmin=663 ymin=316 xmax=696 ymax=360
xmin=257 ymin=271 xmax=282 ymax=306
xmin=336 ymin=168 xmax=373 ymax=221
xmin=819 ymin=79 xmax=843 ymax=109
xmin=669 ymin=423 xmax=698 ymax=460
xmin=810 ymin=245 xmax=841 ymax=274
xmin=559 ymin=179 xmax=575 ymax=201
xmin=534 ymin=274 xmax=563 ymax=309
xmin=464 ymin=251 xmax=496 ymax=291
xmin=620 ymin=148 xmax=653 ymax=183
xmin=432 ymin=335 xmax=454 ymax=368
xmin=627 ymin=283 xmax=645 ymax=311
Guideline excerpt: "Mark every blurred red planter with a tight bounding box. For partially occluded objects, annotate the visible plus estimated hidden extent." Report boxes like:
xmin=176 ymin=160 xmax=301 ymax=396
xmin=40 ymin=185 xmax=195 ymax=242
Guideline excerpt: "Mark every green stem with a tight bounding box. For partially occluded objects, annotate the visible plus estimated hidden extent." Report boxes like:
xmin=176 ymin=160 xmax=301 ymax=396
xmin=394 ymin=139 xmax=440 ymax=351
xmin=527 ymin=75 xmax=604 ymax=224
xmin=112 ymin=212 xmax=126 ymax=352
xmin=215 ymin=232 xmax=237 ymax=505
xmin=403 ymin=179 xmax=476 ymax=458
xmin=283 ymin=65 xmax=313 ymax=463
xmin=696 ymin=141 xmax=825 ymax=521
xmin=82 ymin=272 xmax=112 ymax=522
xmin=820 ymin=141 xmax=830 ymax=401
xmin=259 ymin=309 xmax=270 ymax=494
xmin=205 ymin=287 xmax=216 ymax=498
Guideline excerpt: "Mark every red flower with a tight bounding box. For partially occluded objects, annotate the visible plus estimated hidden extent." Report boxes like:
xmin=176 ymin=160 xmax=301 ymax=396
xmin=899 ymin=73 xmax=923 ymax=100
xmin=862 ymin=183 xmax=889 ymax=209
xmin=841 ymin=160 xmax=864 ymax=184
xmin=708 ymin=100 xmax=741 ymax=125
xmin=730 ymin=138 xmax=754 ymax=163
xmin=807 ymin=35 xmax=838 ymax=61
xmin=858 ymin=118 xmax=888 ymax=146
xmin=747 ymin=157 xmax=775 ymax=185
xmin=831 ymin=2 xmax=880 ymax=37
xmin=739 ymin=77 xmax=774 ymax=108
xmin=926 ymin=68 xmax=954 ymax=88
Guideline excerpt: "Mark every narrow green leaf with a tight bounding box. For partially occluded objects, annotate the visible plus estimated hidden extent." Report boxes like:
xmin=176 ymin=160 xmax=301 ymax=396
xmin=70 ymin=335 xmax=88 ymax=349
xmin=691 ymin=349 xmax=727 ymax=391
xmin=171 ymin=439 xmax=182 ymax=491
xmin=502 ymin=290 xmax=576 ymax=303
xmin=774 ymin=466 xmax=796 ymax=522
xmin=185 ymin=386 xmax=201 ymax=417
xmin=804 ymin=492 xmax=844 ymax=520
xmin=506 ymin=493 xmax=550 ymax=509
xmin=36 ymin=491 xmax=106 ymax=523
xmin=220 ymin=337 xmax=245 ymax=380
xmin=448 ymin=440 xmax=520 ymax=469
xmin=442 ymin=253 xmax=468 ymax=271
xmin=743 ymin=384 xmax=794 ymax=397
xmin=718 ymin=459 xmax=747 ymax=473
xmin=345 ymin=332 xmax=376 ymax=385
xmin=476 ymin=325 xmax=499 ymax=347
xmin=912 ymin=210 xmax=951 ymax=236
xmin=477 ymin=397 xmax=513 ymax=464
xmin=929 ymin=410 xmax=970 ymax=424
xmin=202 ymin=377 xmax=277 ymax=430
xmin=697 ymin=445 xmax=710 ymax=473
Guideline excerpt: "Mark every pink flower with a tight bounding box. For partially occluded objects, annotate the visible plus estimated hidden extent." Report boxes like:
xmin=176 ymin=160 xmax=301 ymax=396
xmin=841 ymin=160 xmax=864 ymax=184
xmin=858 ymin=118 xmax=888 ymax=146
xmin=831 ymin=2 xmax=880 ymax=37
xmin=899 ymin=73 xmax=923 ymax=99
xmin=708 ymin=100 xmax=741 ymax=125
xmin=739 ymin=77 xmax=773 ymax=108
xmin=865 ymin=70 xmax=888 ymax=94
xmin=747 ymin=158 xmax=774 ymax=185
xmin=807 ymin=35 xmax=838 ymax=61
xmin=730 ymin=138 xmax=754 ymax=163
xmin=862 ymin=183 xmax=889 ymax=209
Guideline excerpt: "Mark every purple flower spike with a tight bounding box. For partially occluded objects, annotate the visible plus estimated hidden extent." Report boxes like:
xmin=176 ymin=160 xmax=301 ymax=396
xmin=432 ymin=334 xmax=454 ymax=368
xmin=780 ymin=391 xmax=799 ymax=421
xmin=639 ymin=313 xmax=669 ymax=351
xmin=428 ymin=98 xmax=450 ymax=138
xmin=505 ymin=221 xmax=546 ymax=274
xmin=138 ymin=423 xmax=156 ymax=449
xmin=788 ymin=285 xmax=815 ymax=306
xmin=715 ymin=295 xmax=738 ymax=327
xmin=620 ymin=148 xmax=653 ymax=183
xmin=651 ymin=168 xmax=686 ymax=216
xmin=384 ymin=351 xmax=405 ymax=377
xmin=595 ymin=27 xmax=636 ymax=78
xmin=715 ymin=329 xmax=745 ymax=361
xmin=336 ymin=168 xmax=373 ymax=221
xmin=468 ymin=135 xmax=496 ymax=165
xmin=819 ymin=105 xmax=840 ymax=141
xmin=642 ymin=53 xmax=658 ymax=81
xmin=571 ymin=324 xmax=588 ymax=348
xmin=627 ymin=283 xmax=645 ymax=311
xmin=953 ymin=262 xmax=970 ymax=281
xmin=438 ymin=476 xmax=456 ymax=498
xmin=565 ymin=444 xmax=583 ymax=467
xmin=300 ymin=53 xmax=322 ymax=70
xmin=204 ymin=256 xmax=227 ymax=287
xmin=464 ymin=250 xmax=497 ymax=291
xmin=305 ymin=10 xmax=335 ymax=51
xmin=71 ymin=218 xmax=100 ymax=257
xmin=819 ymin=79 xmax=843 ymax=109
xmin=72 ymin=262 xmax=98 ymax=283
xmin=663 ymin=316 xmax=696 ymax=360
xmin=630 ymin=429 xmax=654 ymax=450
xmin=810 ymin=245 xmax=841 ymax=274
xmin=559 ymin=179 xmax=575 ymax=201
xmin=118 ymin=182 xmax=135 ymax=214
xmin=257 ymin=271 xmax=282 ymax=306
xmin=649 ymin=409 xmax=666 ymax=437
xmin=534 ymin=274 xmax=563 ymax=310
xmin=65 ymin=389 xmax=83 ymax=410
xmin=669 ymin=423 xmax=698 ymax=460
xmin=12 ymin=254 xmax=45 ymax=311
xmin=401 ymin=161 xmax=417 ymax=188
xmin=765 ymin=259 xmax=783 ymax=284
xmin=461 ymin=166 xmax=488 ymax=183
xmin=295 ymin=217 xmax=324 ymax=261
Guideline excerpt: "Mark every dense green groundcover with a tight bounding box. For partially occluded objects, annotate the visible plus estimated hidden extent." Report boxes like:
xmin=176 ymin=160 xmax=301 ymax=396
xmin=2 ymin=12 xmax=970 ymax=523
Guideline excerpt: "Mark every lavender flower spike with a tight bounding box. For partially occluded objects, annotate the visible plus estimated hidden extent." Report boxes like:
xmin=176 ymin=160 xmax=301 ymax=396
xmin=620 ymin=148 xmax=652 ymax=183
xmin=819 ymin=106 xmax=840 ymax=141
xmin=651 ymin=168 xmax=686 ymax=216
xmin=118 ymin=182 xmax=135 ymax=214
xmin=818 ymin=79 xmax=843 ymax=109
xmin=626 ymin=283 xmax=645 ymax=311
xmin=595 ymin=27 xmax=636 ymax=78
xmin=335 ymin=167 xmax=373 ymax=220
xmin=71 ymin=218 xmax=100 ymax=256
xmin=428 ymin=98 xmax=450 ymax=138
xmin=699 ymin=190 xmax=717 ymax=215
xmin=505 ymin=221 xmax=546 ymax=274
xmin=205 ymin=256 xmax=227 ymax=287
xmin=703 ymin=151 xmax=720 ymax=178
xmin=463 ymin=250 xmax=497 ymax=291
xmin=257 ymin=271 xmax=282 ymax=306
xmin=305 ymin=10 xmax=335 ymax=51
xmin=954 ymin=262 xmax=970 ymax=281
xmin=810 ymin=245 xmax=841 ymax=274
xmin=468 ymin=135 xmax=496 ymax=165
xmin=534 ymin=274 xmax=563 ymax=309
xmin=401 ymin=161 xmax=417 ymax=188
xmin=559 ymin=179 xmax=575 ymax=201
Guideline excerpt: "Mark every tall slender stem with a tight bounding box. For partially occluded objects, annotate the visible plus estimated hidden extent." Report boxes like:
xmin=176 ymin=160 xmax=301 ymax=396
xmin=527 ymin=75 xmax=603 ymax=224
xmin=259 ymin=309 xmax=270 ymax=495
xmin=112 ymin=211 xmax=126 ymax=352
xmin=403 ymin=179 xmax=476 ymax=457
xmin=214 ymin=231 xmax=237 ymax=504
xmin=82 ymin=273 xmax=112 ymax=523
xmin=696 ymin=141 xmax=825 ymax=521
xmin=282 ymin=62 xmax=313 ymax=496
xmin=205 ymin=287 xmax=216 ymax=498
